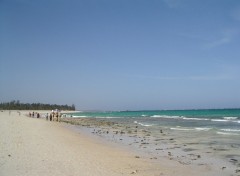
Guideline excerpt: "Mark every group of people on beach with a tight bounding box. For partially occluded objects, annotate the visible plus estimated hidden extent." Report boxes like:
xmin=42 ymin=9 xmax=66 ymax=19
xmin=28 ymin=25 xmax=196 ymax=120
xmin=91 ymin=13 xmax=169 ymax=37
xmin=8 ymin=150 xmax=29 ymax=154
xmin=29 ymin=112 xmax=40 ymax=118
xmin=45 ymin=111 xmax=61 ymax=122
xmin=29 ymin=110 xmax=62 ymax=122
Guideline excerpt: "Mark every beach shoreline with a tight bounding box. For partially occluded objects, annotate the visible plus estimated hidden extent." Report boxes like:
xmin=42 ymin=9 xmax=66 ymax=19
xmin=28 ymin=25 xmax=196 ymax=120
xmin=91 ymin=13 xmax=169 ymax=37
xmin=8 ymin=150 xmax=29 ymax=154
xmin=0 ymin=110 xmax=238 ymax=176
xmin=60 ymin=116 xmax=240 ymax=176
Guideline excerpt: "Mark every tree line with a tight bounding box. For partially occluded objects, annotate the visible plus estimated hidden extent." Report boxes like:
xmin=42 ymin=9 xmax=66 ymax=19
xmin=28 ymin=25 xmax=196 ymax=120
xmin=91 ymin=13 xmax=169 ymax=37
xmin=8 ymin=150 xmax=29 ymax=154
xmin=0 ymin=100 xmax=75 ymax=111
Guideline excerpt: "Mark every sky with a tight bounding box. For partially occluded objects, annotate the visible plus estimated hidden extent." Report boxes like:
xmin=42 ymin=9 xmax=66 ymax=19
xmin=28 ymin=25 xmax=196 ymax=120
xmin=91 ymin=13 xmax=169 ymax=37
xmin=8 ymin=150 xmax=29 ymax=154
xmin=0 ymin=0 xmax=240 ymax=111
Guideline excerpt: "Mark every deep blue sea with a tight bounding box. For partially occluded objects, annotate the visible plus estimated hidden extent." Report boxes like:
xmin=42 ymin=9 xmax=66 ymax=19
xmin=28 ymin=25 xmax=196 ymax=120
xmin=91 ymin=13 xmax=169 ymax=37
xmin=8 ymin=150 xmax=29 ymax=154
xmin=69 ymin=109 xmax=240 ymax=135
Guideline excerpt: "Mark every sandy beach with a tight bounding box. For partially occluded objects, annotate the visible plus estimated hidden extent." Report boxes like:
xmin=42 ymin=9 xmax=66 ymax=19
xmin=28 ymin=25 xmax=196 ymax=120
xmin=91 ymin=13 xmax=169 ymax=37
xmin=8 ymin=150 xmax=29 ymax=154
xmin=0 ymin=110 xmax=237 ymax=176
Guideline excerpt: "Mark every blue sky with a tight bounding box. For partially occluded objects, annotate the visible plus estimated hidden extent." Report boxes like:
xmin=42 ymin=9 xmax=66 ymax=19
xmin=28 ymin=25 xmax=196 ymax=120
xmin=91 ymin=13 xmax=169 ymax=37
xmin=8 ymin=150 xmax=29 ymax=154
xmin=1 ymin=0 xmax=240 ymax=110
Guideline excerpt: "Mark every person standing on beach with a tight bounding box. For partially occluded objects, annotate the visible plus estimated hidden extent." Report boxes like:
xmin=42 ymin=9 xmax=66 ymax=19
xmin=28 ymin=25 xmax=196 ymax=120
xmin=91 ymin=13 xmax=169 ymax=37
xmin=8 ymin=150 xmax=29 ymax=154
xmin=56 ymin=113 xmax=58 ymax=122
xmin=50 ymin=113 xmax=52 ymax=121
xmin=45 ymin=113 xmax=48 ymax=120
xmin=32 ymin=112 xmax=35 ymax=118
xmin=58 ymin=113 xmax=61 ymax=122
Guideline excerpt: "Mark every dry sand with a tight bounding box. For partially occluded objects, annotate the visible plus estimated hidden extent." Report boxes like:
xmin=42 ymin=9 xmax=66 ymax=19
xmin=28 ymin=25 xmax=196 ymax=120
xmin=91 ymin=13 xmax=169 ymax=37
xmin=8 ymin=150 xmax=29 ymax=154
xmin=0 ymin=110 xmax=224 ymax=176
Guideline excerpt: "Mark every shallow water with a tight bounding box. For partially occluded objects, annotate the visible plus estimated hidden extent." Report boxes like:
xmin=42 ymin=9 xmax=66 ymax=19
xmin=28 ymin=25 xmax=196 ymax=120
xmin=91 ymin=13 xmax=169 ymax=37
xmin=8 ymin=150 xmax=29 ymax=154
xmin=63 ymin=109 xmax=240 ymax=175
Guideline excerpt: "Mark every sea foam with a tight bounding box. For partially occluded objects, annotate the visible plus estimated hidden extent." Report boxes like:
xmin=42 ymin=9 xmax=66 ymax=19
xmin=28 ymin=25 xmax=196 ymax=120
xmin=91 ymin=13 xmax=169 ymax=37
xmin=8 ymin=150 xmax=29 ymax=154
xmin=170 ymin=127 xmax=195 ymax=131
xmin=195 ymin=127 xmax=212 ymax=131
xmin=220 ymin=129 xmax=240 ymax=132
xmin=72 ymin=115 xmax=88 ymax=118
xmin=211 ymin=119 xmax=229 ymax=122
xmin=217 ymin=132 xmax=239 ymax=136
xmin=151 ymin=115 xmax=183 ymax=119
xmin=134 ymin=121 xmax=154 ymax=127
xmin=183 ymin=117 xmax=209 ymax=121
xmin=223 ymin=117 xmax=238 ymax=120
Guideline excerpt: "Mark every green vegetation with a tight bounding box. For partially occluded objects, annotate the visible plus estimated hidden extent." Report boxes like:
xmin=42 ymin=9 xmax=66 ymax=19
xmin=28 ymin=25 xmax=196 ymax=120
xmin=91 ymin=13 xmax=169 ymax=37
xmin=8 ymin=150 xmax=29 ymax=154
xmin=0 ymin=100 xmax=75 ymax=111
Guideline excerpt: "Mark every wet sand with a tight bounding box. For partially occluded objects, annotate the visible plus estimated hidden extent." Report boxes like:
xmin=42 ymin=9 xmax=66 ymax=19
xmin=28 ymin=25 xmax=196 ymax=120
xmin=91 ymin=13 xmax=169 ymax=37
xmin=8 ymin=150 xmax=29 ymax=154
xmin=0 ymin=111 xmax=238 ymax=176
xmin=61 ymin=117 xmax=240 ymax=176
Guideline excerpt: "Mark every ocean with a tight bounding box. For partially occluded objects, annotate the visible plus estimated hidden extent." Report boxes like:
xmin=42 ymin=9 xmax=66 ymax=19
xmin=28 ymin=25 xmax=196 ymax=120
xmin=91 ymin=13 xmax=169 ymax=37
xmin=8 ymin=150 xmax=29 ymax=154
xmin=69 ymin=109 xmax=240 ymax=135
xmin=64 ymin=109 xmax=240 ymax=174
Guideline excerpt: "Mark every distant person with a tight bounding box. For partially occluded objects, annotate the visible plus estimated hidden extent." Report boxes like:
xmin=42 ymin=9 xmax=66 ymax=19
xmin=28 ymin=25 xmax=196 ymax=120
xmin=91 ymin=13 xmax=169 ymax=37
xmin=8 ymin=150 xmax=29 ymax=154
xmin=50 ymin=113 xmax=52 ymax=121
xmin=59 ymin=113 xmax=62 ymax=122
xmin=56 ymin=113 xmax=58 ymax=122
xmin=32 ymin=112 xmax=35 ymax=118
xmin=29 ymin=112 xmax=31 ymax=117
xmin=52 ymin=112 xmax=55 ymax=121
xmin=46 ymin=113 xmax=48 ymax=120
xmin=37 ymin=113 xmax=40 ymax=118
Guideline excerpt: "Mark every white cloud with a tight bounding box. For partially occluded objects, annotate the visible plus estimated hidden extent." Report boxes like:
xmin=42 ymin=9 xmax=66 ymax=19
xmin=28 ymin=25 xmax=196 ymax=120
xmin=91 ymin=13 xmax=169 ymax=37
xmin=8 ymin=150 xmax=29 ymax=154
xmin=204 ymin=37 xmax=231 ymax=49
xmin=204 ymin=29 xmax=238 ymax=49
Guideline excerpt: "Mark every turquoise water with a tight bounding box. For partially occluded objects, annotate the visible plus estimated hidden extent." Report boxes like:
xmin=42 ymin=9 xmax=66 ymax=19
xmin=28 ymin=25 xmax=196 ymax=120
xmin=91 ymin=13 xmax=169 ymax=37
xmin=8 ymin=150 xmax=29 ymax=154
xmin=68 ymin=109 xmax=240 ymax=135
xmin=71 ymin=109 xmax=240 ymax=119
xmin=66 ymin=109 xmax=240 ymax=174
